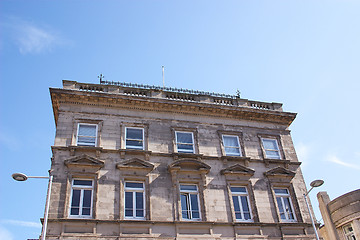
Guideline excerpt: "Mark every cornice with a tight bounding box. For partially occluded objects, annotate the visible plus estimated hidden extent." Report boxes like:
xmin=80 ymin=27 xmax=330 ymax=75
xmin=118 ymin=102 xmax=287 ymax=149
xmin=50 ymin=88 xmax=296 ymax=127
xmin=51 ymin=146 xmax=302 ymax=166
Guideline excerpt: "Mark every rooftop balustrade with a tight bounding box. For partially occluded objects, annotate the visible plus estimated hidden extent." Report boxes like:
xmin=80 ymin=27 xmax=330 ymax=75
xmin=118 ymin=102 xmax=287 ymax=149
xmin=62 ymin=80 xmax=283 ymax=111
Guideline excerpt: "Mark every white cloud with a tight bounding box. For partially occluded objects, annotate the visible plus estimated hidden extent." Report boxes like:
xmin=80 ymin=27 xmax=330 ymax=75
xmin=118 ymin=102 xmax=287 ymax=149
xmin=1 ymin=219 xmax=41 ymax=228
xmin=0 ymin=226 xmax=14 ymax=240
xmin=327 ymin=155 xmax=360 ymax=170
xmin=3 ymin=17 xmax=65 ymax=54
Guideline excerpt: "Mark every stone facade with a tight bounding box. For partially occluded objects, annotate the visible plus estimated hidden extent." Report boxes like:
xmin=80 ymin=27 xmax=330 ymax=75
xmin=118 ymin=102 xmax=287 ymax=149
xmin=318 ymin=189 xmax=360 ymax=240
xmin=46 ymin=80 xmax=317 ymax=239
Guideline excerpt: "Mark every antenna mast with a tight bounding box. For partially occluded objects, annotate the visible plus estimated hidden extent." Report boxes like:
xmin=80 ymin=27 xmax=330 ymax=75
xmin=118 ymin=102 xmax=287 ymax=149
xmin=162 ymin=66 xmax=165 ymax=87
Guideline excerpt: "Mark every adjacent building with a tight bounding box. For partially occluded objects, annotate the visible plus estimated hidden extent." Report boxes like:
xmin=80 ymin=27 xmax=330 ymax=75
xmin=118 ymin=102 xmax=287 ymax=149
xmin=318 ymin=189 xmax=360 ymax=240
xmin=46 ymin=79 xmax=317 ymax=239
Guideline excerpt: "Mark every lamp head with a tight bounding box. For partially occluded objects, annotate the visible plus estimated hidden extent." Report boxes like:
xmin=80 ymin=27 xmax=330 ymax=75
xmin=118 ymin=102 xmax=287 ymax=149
xmin=12 ymin=173 xmax=28 ymax=181
xmin=310 ymin=179 xmax=324 ymax=188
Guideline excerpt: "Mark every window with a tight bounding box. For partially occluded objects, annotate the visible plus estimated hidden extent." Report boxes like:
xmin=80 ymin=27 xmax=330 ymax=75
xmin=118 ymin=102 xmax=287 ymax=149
xmin=261 ymin=138 xmax=281 ymax=159
xmin=274 ymin=188 xmax=296 ymax=222
xmin=124 ymin=182 xmax=145 ymax=219
xmin=343 ymin=224 xmax=357 ymax=240
xmin=230 ymin=186 xmax=252 ymax=221
xmin=69 ymin=179 xmax=93 ymax=217
xmin=222 ymin=135 xmax=241 ymax=156
xmin=179 ymin=184 xmax=201 ymax=220
xmin=125 ymin=127 xmax=144 ymax=150
xmin=175 ymin=131 xmax=194 ymax=153
xmin=77 ymin=123 xmax=97 ymax=146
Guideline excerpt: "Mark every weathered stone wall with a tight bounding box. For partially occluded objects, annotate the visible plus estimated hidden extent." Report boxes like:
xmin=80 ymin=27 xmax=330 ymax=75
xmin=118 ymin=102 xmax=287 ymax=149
xmin=46 ymin=83 xmax=316 ymax=239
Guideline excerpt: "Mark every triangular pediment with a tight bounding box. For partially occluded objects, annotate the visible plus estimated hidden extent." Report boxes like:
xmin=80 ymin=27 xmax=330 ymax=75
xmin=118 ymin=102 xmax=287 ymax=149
xmin=221 ymin=164 xmax=255 ymax=176
xmin=116 ymin=158 xmax=154 ymax=170
xmin=64 ymin=154 xmax=104 ymax=168
xmin=264 ymin=167 xmax=295 ymax=178
xmin=168 ymin=158 xmax=210 ymax=173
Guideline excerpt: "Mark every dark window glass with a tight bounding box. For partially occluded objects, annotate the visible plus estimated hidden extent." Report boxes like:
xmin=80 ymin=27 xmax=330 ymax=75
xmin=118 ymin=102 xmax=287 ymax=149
xmin=125 ymin=182 xmax=143 ymax=189
xmin=71 ymin=190 xmax=81 ymax=207
xmin=73 ymin=180 xmax=93 ymax=186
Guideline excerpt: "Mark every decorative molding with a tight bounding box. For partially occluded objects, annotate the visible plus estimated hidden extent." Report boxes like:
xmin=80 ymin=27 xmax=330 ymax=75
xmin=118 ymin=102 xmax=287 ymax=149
xmin=64 ymin=154 xmax=105 ymax=169
xmin=220 ymin=164 xmax=255 ymax=176
xmin=116 ymin=158 xmax=154 ymax=171
xmin=264 ymin=166 xmax=296 ymax=182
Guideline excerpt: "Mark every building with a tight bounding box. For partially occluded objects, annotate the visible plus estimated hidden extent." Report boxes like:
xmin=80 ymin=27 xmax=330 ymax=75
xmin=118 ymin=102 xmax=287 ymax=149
xmin=317 ymin=189 xmax=360 ymax=240
xmin=46 ymin=79 xmax=317 ymax=239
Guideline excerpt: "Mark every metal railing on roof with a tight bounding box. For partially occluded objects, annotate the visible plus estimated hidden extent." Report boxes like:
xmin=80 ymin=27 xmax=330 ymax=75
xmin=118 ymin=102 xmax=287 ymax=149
xmin=100 ymin=80 xmax=238 ymax=99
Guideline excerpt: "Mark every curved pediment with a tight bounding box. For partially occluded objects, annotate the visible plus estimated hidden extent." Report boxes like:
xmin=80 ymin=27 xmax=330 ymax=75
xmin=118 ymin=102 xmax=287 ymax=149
xmin=264 ymin=167 xmax=295 ymax=181
xmin=221 ymin=164 xmax=255 ymax=176
xmin=64 ymin=154 xmax=104 ymax=169
xmin=116 ymin=158 xmax=154 ymax=170
xmin=168 ymin=159 xmax=210 ymax=173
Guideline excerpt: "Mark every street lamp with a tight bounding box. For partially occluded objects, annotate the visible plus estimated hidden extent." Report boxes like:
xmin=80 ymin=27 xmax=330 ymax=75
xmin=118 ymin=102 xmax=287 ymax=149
xmin=12 ymin=172 xmax=53 ymax=240
xmin=304 ymin=179 xmax=324 ymax=240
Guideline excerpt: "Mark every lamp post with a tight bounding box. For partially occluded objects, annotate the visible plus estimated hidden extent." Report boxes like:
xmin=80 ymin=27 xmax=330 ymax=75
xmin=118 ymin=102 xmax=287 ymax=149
xmin=304 ymin=179 xmax=324 ymax=240
xmin=12 ymin=172 xmax=53 ymax=240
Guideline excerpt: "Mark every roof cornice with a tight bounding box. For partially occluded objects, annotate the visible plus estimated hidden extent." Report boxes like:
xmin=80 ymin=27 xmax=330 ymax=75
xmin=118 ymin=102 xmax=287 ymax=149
xmin=50 ymin=87 xmax=296 ymax=127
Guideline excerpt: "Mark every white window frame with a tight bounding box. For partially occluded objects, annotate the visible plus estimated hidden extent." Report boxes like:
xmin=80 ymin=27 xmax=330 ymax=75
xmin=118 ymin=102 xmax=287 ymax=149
xmin=230 ymin=186 xmax=252 ymax=222
xmin=175 ymin=131 xmax=195 ymax=153
xmin=125 ymin=127 xmax=144 ymax=150
xmin=69 ymin=179 xmax=94 ymax=218
xmin=222 ymin=135 xmax=242 ymax=156
xmin=261 ymin=137 xmax=281 ymax=159
xmin=274 ymin=188 xmax=296 ymax=222
xmin=179 ymin=184 xmax=201 ymax=221
xmin=76 ymin=123 xmax=98 ymax=147
xmin=343 ymin=223 xmax=356 ymax=240
xmin=124 ymin=181 xmax=146 ymax=220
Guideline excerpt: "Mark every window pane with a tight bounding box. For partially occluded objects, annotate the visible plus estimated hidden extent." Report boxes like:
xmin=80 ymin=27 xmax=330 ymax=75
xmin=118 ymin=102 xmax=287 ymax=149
xmin=276 ymin=197 xmax=286 ymax=220
xmin=125 ymin=191 xmax=133 ymax=216
xmin=231 ymin=187 xmax=246 ymax=193
xmin=79 ymin=125 xmax=96 ymax=137
xmin=190 ymin=194 xmax=199 ymax=211
xmin=126 ymin=128 xmax=143 ymax=140
xmin=125 ymin=182 xmax=143 ymax=189
xmin=125 ymin=209 xmax=133 ymax=217
xmin=176 ymin=132 xmax=193 ymax=144
xmin=240 ymin=196 xmax=249 ymax=212
xmin=180 ymin=185 xmax=197 ymax=191
xmin=223 ymin=136 xmax=239 ymax=147
xmin=235 ymin=213 xmax=242 ymax=219
xmin=70 ymin=207 xmax=79 ymax=215
xmin=83 ymin=190 xmax=92 ymax=208
xmin=232 ymin=196 xmax=241 ymax=213
xmin=262 ymin=139 xmax=278 ymax=150
xmin=244 ymin=213 xmax=251 ymax=220
xmin=192 ymin=211 xmax=200 ymax=219
xmin=177 ymin=144 xmax=194 ymax=151
xmin=265 ymin=150 xmax=280 ymax=159
xmin=136 ymin=210 xmax=144 ymax=217
xmin=78 ymin=136 xmax=96 ymax=145
xmin=225 ymin=147 xmax=240 ymax=156
xmin=73 ymin=180 xmax=93 ymax=186
xmin=71 ymin=190 xmax=81 ymax=207
xmin=136 ymin=192 xmax=143 ymax=210
xmin=274 ymin=189 xmax=288 ymax=194
xmin=284 ymin=197 xmax=294 ymax=219
xmin=180 ymin=194 xmax=189 ymax=219
xmin=126 ymin=140 xmax=143 ymax=147
xmin=82 ymin=208 xmax=91 ymax=215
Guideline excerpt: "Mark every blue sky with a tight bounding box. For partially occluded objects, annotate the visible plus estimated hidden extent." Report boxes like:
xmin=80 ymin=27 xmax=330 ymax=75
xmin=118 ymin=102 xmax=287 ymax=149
xmin=1 ymin=1 xmax=359 ymax=239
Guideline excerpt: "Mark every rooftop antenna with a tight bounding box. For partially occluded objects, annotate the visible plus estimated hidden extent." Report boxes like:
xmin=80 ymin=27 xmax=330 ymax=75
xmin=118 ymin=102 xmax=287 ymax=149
xmin=162 ymin=66 xmax=165 ymax=87
xmin=98 ymin=73 xmax=105 ymax=83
